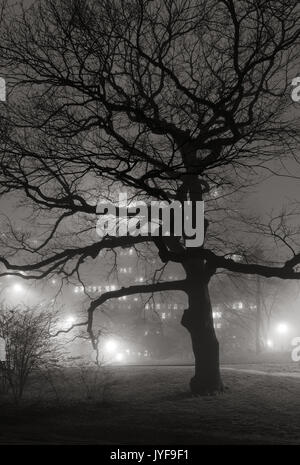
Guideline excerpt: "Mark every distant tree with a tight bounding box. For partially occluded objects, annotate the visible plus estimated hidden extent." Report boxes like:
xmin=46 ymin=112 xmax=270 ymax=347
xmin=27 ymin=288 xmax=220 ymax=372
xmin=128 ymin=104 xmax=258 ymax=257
xmin=1 ymin=0 xmax=300 ymax=394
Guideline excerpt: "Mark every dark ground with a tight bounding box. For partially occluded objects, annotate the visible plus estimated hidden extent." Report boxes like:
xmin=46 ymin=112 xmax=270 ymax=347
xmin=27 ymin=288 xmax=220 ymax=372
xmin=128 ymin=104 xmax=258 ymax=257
xmin=1 ymin=364 xmax=300 ymax=444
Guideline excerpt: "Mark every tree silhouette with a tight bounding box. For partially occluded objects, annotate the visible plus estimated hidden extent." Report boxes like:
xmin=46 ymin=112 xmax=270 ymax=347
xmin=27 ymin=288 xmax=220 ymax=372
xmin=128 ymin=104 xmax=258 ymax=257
xmin=1 ymin=0 xmax=300 ymax=394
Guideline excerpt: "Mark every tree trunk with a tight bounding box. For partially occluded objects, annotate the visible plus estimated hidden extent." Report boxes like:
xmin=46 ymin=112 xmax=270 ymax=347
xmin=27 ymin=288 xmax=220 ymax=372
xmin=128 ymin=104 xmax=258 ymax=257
xmin=181 ymin=259 xmax=223 ymax=395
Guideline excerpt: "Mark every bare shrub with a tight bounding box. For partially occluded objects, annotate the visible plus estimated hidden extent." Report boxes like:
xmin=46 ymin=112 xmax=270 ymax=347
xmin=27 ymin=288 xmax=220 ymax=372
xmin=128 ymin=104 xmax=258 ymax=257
xmin=0 ymin=305 xmax=63 ymax=403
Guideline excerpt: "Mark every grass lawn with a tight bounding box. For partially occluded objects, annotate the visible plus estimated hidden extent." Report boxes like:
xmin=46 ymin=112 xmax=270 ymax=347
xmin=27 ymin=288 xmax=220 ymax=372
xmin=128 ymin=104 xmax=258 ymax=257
xmin=0 ymin=365 xmax=300 ymax=444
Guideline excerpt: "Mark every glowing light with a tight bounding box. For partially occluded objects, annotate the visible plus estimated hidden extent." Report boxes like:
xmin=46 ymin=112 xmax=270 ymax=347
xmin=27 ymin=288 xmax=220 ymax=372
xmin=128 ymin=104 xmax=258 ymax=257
xmin=65 ymin=315 xmax=76 ymax=326
xmin=12 ymin=283 xmax=24 ymax=293
xmin=233 ymin=301 xmax=244 ymax=310
xmin=213 ymin=311 xmax=222 ymax=319
xmin=276 ymin=322 xmax=289 ymax=335
xmin=266 ymin=339 xmax=274 ymax=348
xmin=105 ymin=339 xmax=118 ymax=353
xmin=115 ymin=352 xmax=125 ymax=362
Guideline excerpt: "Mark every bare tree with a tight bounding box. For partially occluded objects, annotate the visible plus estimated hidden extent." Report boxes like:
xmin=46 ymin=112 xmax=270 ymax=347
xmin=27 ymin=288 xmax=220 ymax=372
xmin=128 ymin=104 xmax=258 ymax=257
xmin=0 ymin=304 xmax=61 ymax=402
xmin=0 ymin=0 xmax=300 ymax=394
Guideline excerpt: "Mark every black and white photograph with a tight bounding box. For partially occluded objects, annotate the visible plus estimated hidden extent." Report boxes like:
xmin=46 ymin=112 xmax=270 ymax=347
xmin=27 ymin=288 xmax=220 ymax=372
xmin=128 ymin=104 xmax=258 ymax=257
xmin=1 ymin=0 xmax=300 ymax=452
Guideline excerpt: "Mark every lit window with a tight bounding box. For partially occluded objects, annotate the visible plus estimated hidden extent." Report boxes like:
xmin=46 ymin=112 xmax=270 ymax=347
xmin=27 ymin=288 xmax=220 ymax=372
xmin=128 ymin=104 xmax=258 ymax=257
xmin=213 ymin=311 xmax=222 ymax=319
xmin=233 ymin=301 xmax=244 ymax=310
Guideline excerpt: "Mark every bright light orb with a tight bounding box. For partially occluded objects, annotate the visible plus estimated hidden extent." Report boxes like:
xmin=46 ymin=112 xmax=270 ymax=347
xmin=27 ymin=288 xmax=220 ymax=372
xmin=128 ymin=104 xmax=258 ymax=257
xmin=115 ymin=352 xmax=125 ymax=362
xmin=65 ymin=315 xmax=76 ymax=326
xmin=276 ymin=322 xmax=289 ymax=335
xmin=266 ymin=339 xmax=274 ymax=348
xmin=105 ymin=339 xmax=118 ymax=353
xmin=12 ymin=283 xmax=24 ymax=293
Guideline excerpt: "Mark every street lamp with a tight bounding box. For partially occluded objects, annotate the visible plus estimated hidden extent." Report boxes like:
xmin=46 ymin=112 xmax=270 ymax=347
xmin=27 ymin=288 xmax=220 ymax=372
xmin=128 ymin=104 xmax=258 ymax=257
xmin=65 ymin=315 xmax=76 ymax=326
xmin=105 ymin=339 xmax=118 ymax=354
xmin=276 ymin=322 xmax=290 ymax=352
xmin=115 ymin=352 xmax=125 ymax=363
xmin=276 ymin=322 xmax=289 ymax=335
xmin=12 ymin=283 xmax=24 ymax=293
